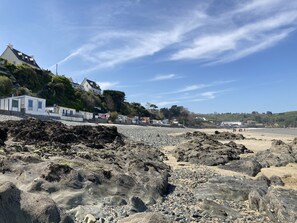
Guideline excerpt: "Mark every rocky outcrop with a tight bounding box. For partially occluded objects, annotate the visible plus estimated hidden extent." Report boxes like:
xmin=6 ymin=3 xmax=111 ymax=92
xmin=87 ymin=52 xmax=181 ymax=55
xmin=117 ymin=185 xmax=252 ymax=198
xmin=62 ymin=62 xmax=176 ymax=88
xmin=212 ymin=131 xmax=245 ymax=140
xmin=0 ymin=181 xmax=67 ymax=223
xmin=255 ymin=140 xmax=297 ymax=167
xmin=117 ymin=212 xmax=171 ymax=223
xmin=219 ymin=139 xmax=297 ymax=176
xmin=2 ymin=118 xmax=122 ymax=148
xmin=174 ymin=137 xmax=252 ymax=166
xmin=0 ymin=119 xmax=170 ymax=222
xmin=183 ymin=130 xmax=245 ymax=140
xmin=194 ymin=176 xmax=269 ymax=201
xmin=249 ymin=187 xmax=297 ymax=223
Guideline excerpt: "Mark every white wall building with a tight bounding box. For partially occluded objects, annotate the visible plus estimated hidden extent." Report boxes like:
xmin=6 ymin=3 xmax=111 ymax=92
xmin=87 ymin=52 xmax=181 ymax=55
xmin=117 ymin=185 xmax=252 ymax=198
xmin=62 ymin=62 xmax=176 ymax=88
xmin=78 ymin=111 xmax=93 ymax=120
xmin=46 ymin=105 xmax=76 ymax=117
xmin=45 ymin=105 xmax=83 ymax=122
xmin=0 ymin=95 xmax=46 ymax=115
xmin=220 ymin=121 xmax=243 ymax=127
xmin=81 ymin=78 xmax=101 ymax=95
xmin=0 ymin=44 xmax=40 ymax=69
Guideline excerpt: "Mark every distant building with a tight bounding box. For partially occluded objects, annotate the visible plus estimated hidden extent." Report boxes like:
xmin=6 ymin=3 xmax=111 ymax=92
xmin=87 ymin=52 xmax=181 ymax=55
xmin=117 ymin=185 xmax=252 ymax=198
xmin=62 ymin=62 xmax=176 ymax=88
xmin=0 ymin=95 xmax=46 ymax=115
xmin=45 ymin=105 xmax=83 ymax=122
xmin=220 ymin=121 xmax=242 ymax=127
xmin=45 ymin=105 xmax=76 ymax=117
xmin=81 ymin=78 xmax=101 ymax=95
xmin=0 ymin=44 xmax=40 ymax=69
xmin=72 ymin=82 xmax=84 ymax=90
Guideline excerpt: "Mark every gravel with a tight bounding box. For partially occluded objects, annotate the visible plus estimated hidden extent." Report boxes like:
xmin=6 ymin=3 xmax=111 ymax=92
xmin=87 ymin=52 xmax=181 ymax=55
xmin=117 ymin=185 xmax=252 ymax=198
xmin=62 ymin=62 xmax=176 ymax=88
xmin=115 ymin=125 xmax=272 ymax=223
xmin=116 ymin=125 xmax=191 ymax=148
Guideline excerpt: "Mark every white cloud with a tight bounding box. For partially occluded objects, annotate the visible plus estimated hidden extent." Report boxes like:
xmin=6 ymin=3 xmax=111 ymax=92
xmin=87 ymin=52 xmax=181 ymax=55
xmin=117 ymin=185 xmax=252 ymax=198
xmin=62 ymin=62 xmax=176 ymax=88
xmin=200 ymin=91 xmax=217 ymax=99
xmin=176 ymin=84 xmax=207 ymax=93
xmin=150 ymin=74 xmax=181 ymax=81
xmin=164 ymin=80 xmax=235 ymax=95
xmin=153 ymin=100 xmax=180 ymax=107
xmin=97 ymin=81 xmax=119 ymax=90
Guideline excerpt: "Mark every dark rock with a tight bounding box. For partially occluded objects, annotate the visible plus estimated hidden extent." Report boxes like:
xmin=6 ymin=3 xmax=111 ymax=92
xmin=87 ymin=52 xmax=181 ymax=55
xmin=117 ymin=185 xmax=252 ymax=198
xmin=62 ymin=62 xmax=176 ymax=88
xmin=201 ymin=199 xmax=241 ymax=220
xmin=255 ymin=140 xmax=297 ymax=167
xmin=212 ymin=131 xmax=245 ymax=140
xmin=248 ymin=189 xmax=266 ymax=211
xmin=174 ymin=137 xmax=251 ymax=166
xmin=269 ymin=175 xmax=285 ymax=186
xmin=195 ymin=176 xmax=269 ymax=201
xmin=255 ymin=187 xmax=297 ymax=223
xmin=2 ymin=118 xmax=122 ymax=149
xmin=130 ymin=196 xmax=148 ymax=212
xmin=42 ymin=163 xmax=73 ymax=182
xmin=219 ymin=158 xmax=262 ymax=176
xmin=0 ymin=127 xmax=8 ymax=142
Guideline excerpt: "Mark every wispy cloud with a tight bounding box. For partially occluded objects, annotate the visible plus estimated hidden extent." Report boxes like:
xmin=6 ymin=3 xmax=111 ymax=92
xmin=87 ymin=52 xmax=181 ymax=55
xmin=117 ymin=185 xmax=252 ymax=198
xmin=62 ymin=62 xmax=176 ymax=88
xmin=170 ymin=3 xmax=297 ymax=64
xmin=177 ymin=89 xmax=232 ymax=102
xmin=51 ymin=0 xmax=297 ymax=72
xmin=150 ymin=74 xmax=182 ymax=81
xmin=176 ymin=84 xmax=207 ymax=93
xmin=165 ymin=80 xmax=235 ymax=94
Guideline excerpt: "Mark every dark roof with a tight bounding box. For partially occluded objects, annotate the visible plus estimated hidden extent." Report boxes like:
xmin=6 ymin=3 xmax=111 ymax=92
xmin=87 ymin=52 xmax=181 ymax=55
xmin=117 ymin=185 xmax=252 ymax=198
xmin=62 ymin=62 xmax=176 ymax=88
xmin=86 ymin=79 xmax=101 ymax=90
xmin=10 ymin=47 xmax=40 ymax=69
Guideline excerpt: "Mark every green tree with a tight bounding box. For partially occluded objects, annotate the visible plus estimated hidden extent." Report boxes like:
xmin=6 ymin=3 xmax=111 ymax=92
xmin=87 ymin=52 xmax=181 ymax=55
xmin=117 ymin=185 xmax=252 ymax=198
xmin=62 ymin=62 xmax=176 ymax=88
xmin=103 ymin=90 xmax=126 ymax=112
xmin=0 ymin=75 xmax=13 ymax=96
xmin=109 ymin=111 xmax=118 ymax=122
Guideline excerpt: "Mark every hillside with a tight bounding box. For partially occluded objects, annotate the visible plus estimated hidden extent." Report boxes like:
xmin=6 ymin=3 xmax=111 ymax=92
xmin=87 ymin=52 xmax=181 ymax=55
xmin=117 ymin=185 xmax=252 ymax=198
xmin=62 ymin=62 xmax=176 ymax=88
xmin=1 ymin=59 xmax=297 ymax=127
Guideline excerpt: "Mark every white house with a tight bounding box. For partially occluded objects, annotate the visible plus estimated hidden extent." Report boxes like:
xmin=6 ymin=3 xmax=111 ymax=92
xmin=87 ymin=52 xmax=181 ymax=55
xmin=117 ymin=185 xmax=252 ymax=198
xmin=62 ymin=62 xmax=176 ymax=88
xmin=81 ymin=78 xmax=101 ymax=95
xmin=0 ymin=44 xmax=40 ymax=69
xmin=78 ymin=111 xmax=93 ymax=120
xmin=0 ymin=95 xmax=46 ymax=115
xmin=45 ymin=105 xmax=76 ymax=117
xmin=220 ymin=121 xmax=243 ymax=127
xmin=45 ymin=105 xmax=83 ymax=122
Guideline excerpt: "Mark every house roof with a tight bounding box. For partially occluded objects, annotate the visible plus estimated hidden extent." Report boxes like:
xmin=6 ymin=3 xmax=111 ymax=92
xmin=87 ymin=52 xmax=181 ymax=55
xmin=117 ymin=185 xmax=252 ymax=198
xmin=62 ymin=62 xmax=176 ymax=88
xmin=9 ymin=46 xmax=40 ymax=69
xmin=85 ymin=79 xmax=101 ymax=90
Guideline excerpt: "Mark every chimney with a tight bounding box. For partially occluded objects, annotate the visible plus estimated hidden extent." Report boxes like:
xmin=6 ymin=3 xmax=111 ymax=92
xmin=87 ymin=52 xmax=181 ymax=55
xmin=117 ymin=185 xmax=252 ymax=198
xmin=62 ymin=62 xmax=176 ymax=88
xmin=8 ymin=43 xmax=13 ymax=49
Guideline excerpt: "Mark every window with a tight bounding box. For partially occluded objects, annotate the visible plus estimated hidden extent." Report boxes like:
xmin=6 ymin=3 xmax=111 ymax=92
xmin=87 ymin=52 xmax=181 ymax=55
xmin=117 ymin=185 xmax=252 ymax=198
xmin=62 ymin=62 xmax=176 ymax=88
xmin=38 ymin=101 xmax=42 ymax=109
xmin=12 ymin=100 xmax=19 ymax=108
xmin=28 ymin=99 xmax=33 ymax=110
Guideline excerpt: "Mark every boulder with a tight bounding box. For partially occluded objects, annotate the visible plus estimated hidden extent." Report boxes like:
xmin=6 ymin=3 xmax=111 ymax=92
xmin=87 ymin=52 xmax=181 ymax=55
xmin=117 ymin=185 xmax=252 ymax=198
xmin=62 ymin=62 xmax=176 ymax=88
xmin=0 ymin=181 xmax=66 ymax=223
xmin=248 ymin=189 xmax=266 ymax=211
xmin=269 ymin=175 xmax=284 ymax=186
xmin=219 ymin=158 xmax=262 ymax=176
xmin=250 ymin=187 xmax=297 ymax=223
xmin=195 ymin=176 xmax=269 ymax=201
xmin=255 ymin=140 xmax=297 ymax=167
xmin=117 ymin=212 xmax=171 ymax=223
xmin=130 ymin=196 xmax=147 ymax=212
xmin=201 ymin=199 xmax=241 ymax=220
xmin=174 ymin=137 xmax=252 ymax=166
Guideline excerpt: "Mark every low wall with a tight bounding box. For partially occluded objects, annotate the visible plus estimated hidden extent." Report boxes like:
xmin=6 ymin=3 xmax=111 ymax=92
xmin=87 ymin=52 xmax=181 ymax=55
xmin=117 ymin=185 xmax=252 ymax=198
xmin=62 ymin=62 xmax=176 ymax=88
xmin=61 ymin=116 xmax=83 ymax=122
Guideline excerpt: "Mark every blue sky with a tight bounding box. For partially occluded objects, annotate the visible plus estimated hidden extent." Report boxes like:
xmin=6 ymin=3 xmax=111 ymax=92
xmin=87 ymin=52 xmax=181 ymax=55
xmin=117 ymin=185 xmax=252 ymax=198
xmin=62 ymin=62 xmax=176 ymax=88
xmin=1 ymin=0 xmax=297 ymax=113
